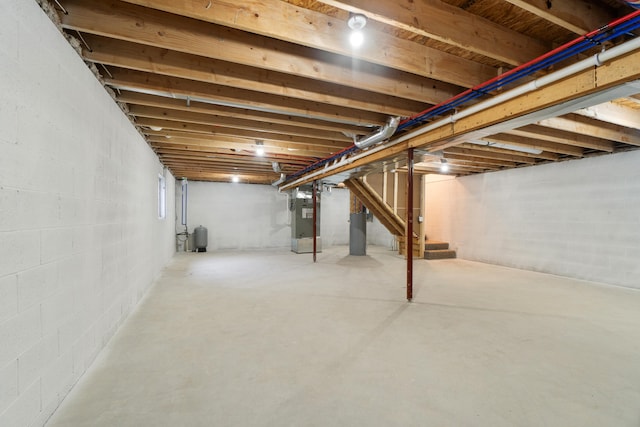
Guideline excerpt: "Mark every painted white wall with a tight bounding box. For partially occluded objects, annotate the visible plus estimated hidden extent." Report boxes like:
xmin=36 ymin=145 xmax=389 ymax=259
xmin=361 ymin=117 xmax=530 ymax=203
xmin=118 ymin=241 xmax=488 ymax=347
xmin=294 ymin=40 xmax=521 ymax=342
xmin=367 ymin=218 xmax=395 ymax=248
xmin=321 ymin=187 xmax=349 ymax=247
xmin=425 ymin=151 xmax=640 ymax=289
xmin=0 ymin=2 xmax=175 ymax=425
xmin=179 ymin=181 xmax=291 ymax=250
xmin=178 ymin=182 xmax=397 ymax=251
xmin=177 ymin=182 xmax=352 ymax=250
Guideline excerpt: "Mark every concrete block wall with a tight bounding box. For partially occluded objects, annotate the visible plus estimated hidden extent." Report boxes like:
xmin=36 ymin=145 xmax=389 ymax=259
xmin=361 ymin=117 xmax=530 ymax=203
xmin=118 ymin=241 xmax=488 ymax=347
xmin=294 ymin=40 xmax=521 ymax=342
xmin=424 ymin=151 xmax=640 ymax=289
xmin=320 ymin=187 xmax=349 ymax=246
xmin=178 ymin=182 xmax=354 ymax=250
xmin=178 ymin=181 xmax=291 ymax=250
xmin=179 ymin=181 xmax=396 ymax=251
xmin=0 ymin=2 xmax=175 ymax=425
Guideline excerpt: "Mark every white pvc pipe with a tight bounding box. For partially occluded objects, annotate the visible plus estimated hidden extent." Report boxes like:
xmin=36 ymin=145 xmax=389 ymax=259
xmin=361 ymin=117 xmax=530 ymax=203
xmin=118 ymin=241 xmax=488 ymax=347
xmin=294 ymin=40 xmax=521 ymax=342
xmin=282 ymin=36 xmax=640 ymax=190
xmin=395 ymin=36 xmax=640 ymax=146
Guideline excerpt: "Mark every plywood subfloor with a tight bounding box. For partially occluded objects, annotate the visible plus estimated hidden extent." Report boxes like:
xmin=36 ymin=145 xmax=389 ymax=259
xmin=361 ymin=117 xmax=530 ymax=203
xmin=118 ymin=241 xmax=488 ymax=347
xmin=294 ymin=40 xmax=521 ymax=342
xmin=46 ymin=246 xmax=640 ymax=426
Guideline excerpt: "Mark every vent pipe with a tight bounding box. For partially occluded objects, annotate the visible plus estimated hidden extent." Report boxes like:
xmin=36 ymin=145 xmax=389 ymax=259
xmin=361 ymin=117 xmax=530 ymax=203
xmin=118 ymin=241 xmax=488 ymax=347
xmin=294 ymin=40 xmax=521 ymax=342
xmin=271 ymin=173 xmax=286 ymax=187
xmin=354 ymin=117 xmax=400 ymax=149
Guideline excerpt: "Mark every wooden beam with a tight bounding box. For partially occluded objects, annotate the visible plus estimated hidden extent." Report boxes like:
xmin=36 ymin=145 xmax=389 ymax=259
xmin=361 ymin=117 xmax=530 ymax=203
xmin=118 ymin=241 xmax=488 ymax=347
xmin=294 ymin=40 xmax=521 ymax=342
xmin=459 ymin=143 xmax=559 ymax=161
xmin=511 ymin=124 xmax=615 ymax=152
xmin=315 ymin=0 xmax=549 ymax=66
xmin=151 ymin=147 xmax=311 ymax=167
xmin=446 ymin=146 xmax=537 ymax=164
xmin=146 ymin=134 xmax=334 ymax=158
xmin=161 ymin=159 xmax=280 ymax=173
xmin=503 ymin=0 xmax=616 ymax=34
xmin=537 ymin=114 xmax=640 ymax=147
xmin=120 ymin=0 xmax=497 ymax=88
xmin=486 ymin=132 xmax=584 ymax=156
xmin=167 ymin=170 xmax=275 ymax=184
xmin=443 ymin=153 xmax=516 ymax=168
xmin=416 ymin=159 xmax=501 ymax=172
xmin=281 ymin=41 xmax=640 ymax=189
xmin=81 ymin=34 xmax=426 ymax=117
xmin=118 ymin=91 xmax=369 ymax=135
xmin=344 ymin=179 xmax=405 ymax=236
xmin=128 ymin=105 xmax=352 ymax=141
xmin=106 ymin=68 xmax=387 ymax=126
xmin=61 ymin=0 xmax=466 ymax=103
xmin=575 ymin=102 xmax=640 ymax=130
xmin=137 ymin=118 xmax=351 ymax=150
xmin=414 ymin=165 xmax=477 ymax=174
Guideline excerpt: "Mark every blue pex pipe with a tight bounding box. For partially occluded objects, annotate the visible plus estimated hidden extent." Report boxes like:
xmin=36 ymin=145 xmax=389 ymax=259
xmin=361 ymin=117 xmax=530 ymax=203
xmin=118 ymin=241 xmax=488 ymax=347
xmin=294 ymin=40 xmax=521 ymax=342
xmin=284 ymin=10 xmax=640 ymax=184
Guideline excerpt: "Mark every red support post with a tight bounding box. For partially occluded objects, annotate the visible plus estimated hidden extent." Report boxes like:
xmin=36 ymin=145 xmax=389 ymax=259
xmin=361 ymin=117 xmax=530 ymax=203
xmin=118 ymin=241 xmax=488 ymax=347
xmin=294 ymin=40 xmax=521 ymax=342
xmin=312 ymin=180 xmax=317 ymax=263
xmin=407 ymin=148 xmax=414 ymax=302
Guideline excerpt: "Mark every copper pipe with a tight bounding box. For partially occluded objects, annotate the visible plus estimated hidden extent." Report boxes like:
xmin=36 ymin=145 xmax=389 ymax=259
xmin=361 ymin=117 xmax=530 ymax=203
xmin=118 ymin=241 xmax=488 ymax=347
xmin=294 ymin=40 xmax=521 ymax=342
xmin=406 ymin=148 xmax=414 ymax=302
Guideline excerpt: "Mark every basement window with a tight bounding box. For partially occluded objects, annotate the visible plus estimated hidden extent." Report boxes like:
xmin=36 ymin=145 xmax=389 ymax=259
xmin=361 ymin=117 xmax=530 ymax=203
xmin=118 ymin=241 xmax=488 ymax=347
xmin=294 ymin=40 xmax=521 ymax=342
xmin=158 ymin=174 xmax=166 ymax=219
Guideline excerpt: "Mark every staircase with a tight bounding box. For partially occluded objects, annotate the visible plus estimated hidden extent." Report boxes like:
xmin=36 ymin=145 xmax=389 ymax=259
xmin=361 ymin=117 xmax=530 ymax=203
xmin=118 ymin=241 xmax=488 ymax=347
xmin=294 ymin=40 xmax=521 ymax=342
xmin=344 ymin=179 xmax=405 ymax=236
xmin=424 ymin=240 xmax=457 ymax=260
xmin=345 ymin=178 xmax=456 ymax=260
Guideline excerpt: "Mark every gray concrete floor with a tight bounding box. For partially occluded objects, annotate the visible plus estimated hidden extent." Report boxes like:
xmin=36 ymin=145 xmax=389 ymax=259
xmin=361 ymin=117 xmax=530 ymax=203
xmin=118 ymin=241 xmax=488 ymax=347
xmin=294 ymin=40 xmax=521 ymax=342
xmin=46 ymin=245 xmax=640 ymax=426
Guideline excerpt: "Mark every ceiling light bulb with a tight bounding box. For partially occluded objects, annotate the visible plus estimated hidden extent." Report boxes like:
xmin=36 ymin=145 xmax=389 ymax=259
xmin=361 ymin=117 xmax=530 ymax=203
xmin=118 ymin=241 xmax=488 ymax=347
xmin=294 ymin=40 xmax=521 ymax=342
xmin=231 ymin=175 xmax=239 ymax=183
xmin=256 ymin=147 xmax=265 ymax=156
xmin=440 ymin=159 xmax=450 ymax=173
xmin=149 ymin=126 xmax=163 ymax=131
xmin=349 ymin=31 xmax=364 ymax=48
xmin=347 ymin=13 xmax=367 ymax=30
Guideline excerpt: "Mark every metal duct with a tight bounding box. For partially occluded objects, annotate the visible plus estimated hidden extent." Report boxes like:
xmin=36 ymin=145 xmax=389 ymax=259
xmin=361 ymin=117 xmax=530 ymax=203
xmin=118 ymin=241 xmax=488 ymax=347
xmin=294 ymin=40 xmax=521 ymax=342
xmin=354 ymin=117 xmax=400 ymax=149
xmin=625 ymin=1 xmax=640 ymax=9
xmin=271 ymin=173 xmax=286 ymax=187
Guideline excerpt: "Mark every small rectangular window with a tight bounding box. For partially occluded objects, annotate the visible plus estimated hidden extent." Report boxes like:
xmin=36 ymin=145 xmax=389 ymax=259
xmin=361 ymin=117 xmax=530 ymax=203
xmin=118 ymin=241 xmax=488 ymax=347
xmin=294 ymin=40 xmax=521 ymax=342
xmin=158 ymin=174 xmax=166 ymax=219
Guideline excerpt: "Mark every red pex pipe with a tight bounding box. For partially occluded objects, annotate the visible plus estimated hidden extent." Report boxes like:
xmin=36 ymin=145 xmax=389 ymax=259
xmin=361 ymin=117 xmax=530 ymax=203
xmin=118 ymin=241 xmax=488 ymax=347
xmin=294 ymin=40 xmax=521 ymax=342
xmin=400 ymin=8 xmax=640 ymax=126
xmin=286 ymin=9 xmax=640 ymax=182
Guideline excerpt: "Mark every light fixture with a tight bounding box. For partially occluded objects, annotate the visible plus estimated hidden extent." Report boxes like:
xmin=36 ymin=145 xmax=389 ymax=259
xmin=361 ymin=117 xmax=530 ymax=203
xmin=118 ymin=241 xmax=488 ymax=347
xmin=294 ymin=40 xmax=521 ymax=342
xmin=440 ymin=158 xmax=450 ymax=173
xmin=347 ymin=13 xmax=367 ymax=30
xmin=149 ymin=126 xmax=163 ymax=131
xmin=255 ymin=141 xmax=265 ymax=156
xmin=231 ymin=175 xmax=240 ymax=183
xmin=349 ymin=31 xmax=364 ymax=48
xmin=347 ymin=13 xmax=367 ymax=48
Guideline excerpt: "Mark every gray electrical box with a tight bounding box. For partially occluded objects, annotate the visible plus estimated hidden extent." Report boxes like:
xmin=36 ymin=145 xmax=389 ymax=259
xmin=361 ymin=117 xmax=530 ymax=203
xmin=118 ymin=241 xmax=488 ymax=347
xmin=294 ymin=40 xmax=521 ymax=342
xmin=291 ymin=185 xmax=321 ymax=253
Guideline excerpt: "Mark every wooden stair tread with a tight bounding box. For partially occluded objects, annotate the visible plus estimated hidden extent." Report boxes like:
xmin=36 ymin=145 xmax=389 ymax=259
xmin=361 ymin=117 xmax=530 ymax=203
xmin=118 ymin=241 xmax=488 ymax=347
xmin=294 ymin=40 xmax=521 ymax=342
xmin=425 ymin=240 xmax=449 ymax=250
xmin=424 ymin=249 xmax=457 ymax=260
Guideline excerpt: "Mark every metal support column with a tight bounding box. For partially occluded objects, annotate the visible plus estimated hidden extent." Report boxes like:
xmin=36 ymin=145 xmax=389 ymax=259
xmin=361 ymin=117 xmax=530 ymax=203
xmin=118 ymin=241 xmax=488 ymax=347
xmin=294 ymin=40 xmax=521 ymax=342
xmin=312 ymin=180 xmax=317 ymax=263
xmin=407 ymin=148 xmax=414 ymax=302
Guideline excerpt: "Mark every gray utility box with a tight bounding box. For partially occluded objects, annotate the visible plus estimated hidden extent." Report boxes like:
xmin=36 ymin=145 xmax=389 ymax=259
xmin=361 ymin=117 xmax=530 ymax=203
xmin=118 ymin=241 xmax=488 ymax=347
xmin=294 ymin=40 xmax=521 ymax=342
xmin=349 ymin=212 xmax=367 ymax=256
xmin=291 ymin=186 xmax=321 ymax=254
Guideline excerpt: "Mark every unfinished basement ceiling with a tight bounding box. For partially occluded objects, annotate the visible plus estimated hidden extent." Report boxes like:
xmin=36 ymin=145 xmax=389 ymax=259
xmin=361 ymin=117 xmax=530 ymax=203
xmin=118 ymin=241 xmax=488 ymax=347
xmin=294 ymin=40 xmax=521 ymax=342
xmin=46 ymin=0 xmax=640 ymax=184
